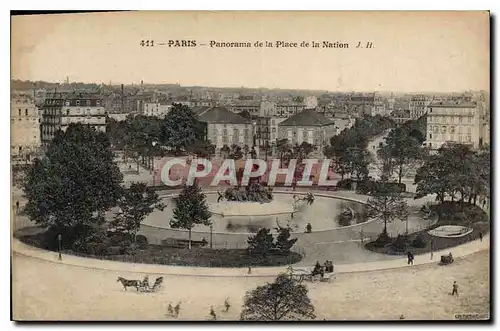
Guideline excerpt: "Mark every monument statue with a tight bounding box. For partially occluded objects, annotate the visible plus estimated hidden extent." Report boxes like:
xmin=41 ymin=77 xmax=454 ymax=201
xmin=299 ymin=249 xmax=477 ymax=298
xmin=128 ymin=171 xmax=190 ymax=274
xmin=219 ymin=182 xmax=273 ymax=203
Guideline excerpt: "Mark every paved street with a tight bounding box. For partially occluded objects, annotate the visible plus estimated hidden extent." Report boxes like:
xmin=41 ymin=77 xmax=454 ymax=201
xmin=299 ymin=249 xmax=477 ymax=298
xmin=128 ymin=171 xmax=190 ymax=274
xmin=12 ymin=246 xmax=490 ymax=320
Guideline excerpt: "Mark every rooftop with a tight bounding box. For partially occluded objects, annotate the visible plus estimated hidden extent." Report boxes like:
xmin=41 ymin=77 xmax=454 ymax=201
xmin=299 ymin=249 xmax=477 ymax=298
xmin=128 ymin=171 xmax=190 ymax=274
xmin=429 ymin=101 xmax=477 ymax=108
xmin=195 ymin=106 xmax=252 ymax=125
xmin=279 ymin=109 xmax=335 ymax=127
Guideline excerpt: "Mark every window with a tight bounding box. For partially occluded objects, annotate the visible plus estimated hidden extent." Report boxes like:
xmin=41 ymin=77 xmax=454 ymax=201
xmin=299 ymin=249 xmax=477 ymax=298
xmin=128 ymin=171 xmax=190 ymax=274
xmin=76 ymin=100 xmax=80 ymax=106
xmin=272 ymin=127 xmax=276 ymax=133
xmin=25 ymin=109 xmax=28 ymax=116
xmin=467 ymin=127 xmax=471 ymax=134
xmin=429 ymin=134 xmax=432 ymax=139
xmin=450 ymin=126 xmax=455 ymax=134
xmin=429 ymin=143 xmax=432 ymax=148
xmin=441 ymin=126 xmax=447 ymax=134
xmin=67 ymin=110 xmax=70 ymax=116
xmin=18 ymin=109 xmax=21 ymax=116
xmin=86 ymin=100 xmax=91 ymax=106
xmin=65 ymin=100 xmax=70 ymax=106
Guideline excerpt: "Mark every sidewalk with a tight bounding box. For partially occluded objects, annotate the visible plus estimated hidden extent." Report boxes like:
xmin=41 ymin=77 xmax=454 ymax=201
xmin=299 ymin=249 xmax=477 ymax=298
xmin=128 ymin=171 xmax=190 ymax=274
xmin=12 ymin=234 xmax=489 ymax=278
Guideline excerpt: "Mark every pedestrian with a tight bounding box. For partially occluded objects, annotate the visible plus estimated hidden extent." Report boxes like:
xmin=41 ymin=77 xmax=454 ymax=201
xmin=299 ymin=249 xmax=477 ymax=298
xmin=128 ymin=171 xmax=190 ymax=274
xmin=15 ymin=200 xmax=19 ymax=214
xmin=452 ymin=281 xmax=459 ymax=297
xmin=410 ymin=252 xmax=414 ymax=265
xmin=174 ymin=302 xmax=181 ymax=317
xmin=248 ymin=265 xmax=252 ymax=275
xmin=167 ymin=303 xmax=174 ymax=316
xmin=407 ymin=251 xmax=412 ymax=265
xmin=209 ymin=306 xmax=217 ymax=320
xmin=479 ymin=232 xmax=483 ymax=242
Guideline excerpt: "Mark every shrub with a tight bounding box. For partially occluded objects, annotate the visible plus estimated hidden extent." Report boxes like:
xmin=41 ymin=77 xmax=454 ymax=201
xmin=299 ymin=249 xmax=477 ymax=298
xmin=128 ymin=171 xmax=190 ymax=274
xmin=411 ymin=234 xmax=426 ymax=248
xmin=435 ymin=201 xmax=488 ymax=225
xmin=356 ymin=180 xmax=406 ymax=195
xmin=391 ymin=234 xmax=409 ymax=252
xmin=136 ymin=234 xmax=148 ymax=246
xmin=336 ymin=179 xmax=355 ymax=190
xmin=373 ymin=230 xmax=392 ymax=247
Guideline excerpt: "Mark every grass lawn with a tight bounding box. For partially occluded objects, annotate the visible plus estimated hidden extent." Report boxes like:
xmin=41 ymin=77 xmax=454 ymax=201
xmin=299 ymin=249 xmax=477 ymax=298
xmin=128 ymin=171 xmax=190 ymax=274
xmin=15 ymin=227 xmax=302 ymax=268
xmin=365 ymin=201 xmax=489 ymax=256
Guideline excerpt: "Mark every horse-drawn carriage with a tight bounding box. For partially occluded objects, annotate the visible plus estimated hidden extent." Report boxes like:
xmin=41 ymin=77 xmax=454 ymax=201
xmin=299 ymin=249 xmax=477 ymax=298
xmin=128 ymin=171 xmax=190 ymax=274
xmin=440 ymin=253 xmax=454 ymax=265
xmin=117 ymin=275 xmax=164 ymax=293
xmin=286 ymin=264 xmax=335 ymax=283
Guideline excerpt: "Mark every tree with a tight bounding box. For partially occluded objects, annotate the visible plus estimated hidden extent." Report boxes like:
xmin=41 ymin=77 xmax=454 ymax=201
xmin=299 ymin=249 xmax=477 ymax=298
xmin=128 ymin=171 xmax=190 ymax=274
xmin=161 ymin=103 xmax=201 ymax=154
xmin=23 ymin=123 xmax=123 ymax=248
xmin=366 ymin=178 xmax=409 ymax=238
xmin=414 ymin=143 xmax=483 ymax=204
xmin=220 ymin=144 xmax=231 ymax=158
xmin=348 ymin=147 xmax=371 ymax=181
xmin=276 ymin=139 xmax=291 ymax=165
xmin=187 ymin=139 xmax=215 ymax=159
xmin=240 ymin=274 xmax=316 ymax=321
xmin=273 ymin=227 xmax=298 ymax=253
xmin=170 ymin=180 xmax=212 ymax=249
xmin=228 ymin=144 xmax=243 ymax=160
xmin=243 ymin=144 xmax=250 ymax=157
xmin=123 ymin=115 xmax=163 ymax=170
xmin=247 ymin=228 xmax=274 ymax=257
xmin=379 ymin=128 xmax=425 ymax=183
xmin=111 ymin=182 xmax=165 ymax=242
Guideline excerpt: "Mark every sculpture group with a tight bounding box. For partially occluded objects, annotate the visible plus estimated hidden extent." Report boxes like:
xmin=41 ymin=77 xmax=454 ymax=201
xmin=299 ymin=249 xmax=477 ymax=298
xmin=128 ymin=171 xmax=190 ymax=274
xmin=217 ymin=182 xmax=273 ymax=203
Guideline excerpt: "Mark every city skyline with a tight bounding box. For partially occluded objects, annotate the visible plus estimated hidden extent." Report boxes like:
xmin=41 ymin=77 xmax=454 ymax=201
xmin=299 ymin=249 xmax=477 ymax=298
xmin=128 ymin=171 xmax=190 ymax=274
xmin=12 ymin=11 xmax=489 ymax=93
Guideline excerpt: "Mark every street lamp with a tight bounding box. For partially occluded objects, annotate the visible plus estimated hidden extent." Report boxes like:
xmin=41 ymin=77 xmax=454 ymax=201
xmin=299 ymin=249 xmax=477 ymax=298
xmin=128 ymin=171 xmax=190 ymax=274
xmin=252 ymin=121 xmax=257 ymax=149
xmin=57 ymin=233 xmax=62 ymax=260
xmin=210 ymin=224 xmax=213 ymax=249
xmin=151 ymin=141 xmax=158 ymax=186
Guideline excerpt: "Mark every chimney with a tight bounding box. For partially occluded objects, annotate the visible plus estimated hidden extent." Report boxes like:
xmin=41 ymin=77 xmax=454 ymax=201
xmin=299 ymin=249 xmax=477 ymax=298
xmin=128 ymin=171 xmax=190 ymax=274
xmin=121 ymin=84 xmax=124 ymax=113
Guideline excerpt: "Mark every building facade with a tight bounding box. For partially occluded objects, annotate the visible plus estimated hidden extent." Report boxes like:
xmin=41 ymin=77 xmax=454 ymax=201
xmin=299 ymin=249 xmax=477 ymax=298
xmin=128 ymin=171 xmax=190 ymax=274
xmin=194 ymin=106 xmax=254 ymax=150
xmin=409 ymin=94 xmax=431 ymax=119
xmin=277 ymin=109 xmax=336 ymax=156
xmin=11 ymin=94 xmax=41 ymax=161
xmin=269 ymin=117 xmax=287 ymax=143
xmin=425 ymin=101 xmax=479 ymax=150
xmin=41 ymin=93 xmax=106 ymax=145
xmin=143 ymin=102 xmax=172 ymax=117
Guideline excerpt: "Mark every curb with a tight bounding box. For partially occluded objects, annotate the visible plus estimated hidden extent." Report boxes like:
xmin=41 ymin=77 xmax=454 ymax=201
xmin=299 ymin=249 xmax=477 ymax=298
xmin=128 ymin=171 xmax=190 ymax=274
xmin=12 ymin=237 xmax=489 ymax=278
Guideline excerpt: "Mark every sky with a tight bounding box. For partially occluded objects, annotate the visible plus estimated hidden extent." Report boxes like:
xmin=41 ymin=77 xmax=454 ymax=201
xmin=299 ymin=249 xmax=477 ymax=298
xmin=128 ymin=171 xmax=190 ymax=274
xmin=11 ymin=11 xmax=490 ymax=92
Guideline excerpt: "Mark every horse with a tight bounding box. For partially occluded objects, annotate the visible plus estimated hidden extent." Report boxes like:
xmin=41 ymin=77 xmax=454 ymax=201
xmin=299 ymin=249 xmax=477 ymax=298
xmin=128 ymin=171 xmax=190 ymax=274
xmin=151 ymin=276 xmax=164 ymax=291
xmin=117 ymin=276 xmax=140 ymax=291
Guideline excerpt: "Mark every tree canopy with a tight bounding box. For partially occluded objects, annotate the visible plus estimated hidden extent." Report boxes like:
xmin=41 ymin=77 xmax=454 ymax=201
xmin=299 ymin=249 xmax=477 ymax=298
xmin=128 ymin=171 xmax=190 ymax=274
xmin=23 ymin=123 xmax=123 ymax=245
xmin=170 ymin=180 xmax=212 ymax=249
xmin=240 ymin=274 xmax=316 ymax=321
xmin=414 ymin=143 xmax=490 ymax=204
xmin=110 ymin=182 xmax=165 ymax=241
xmin=378 ymin=127 xmax=425 ymax=183
xmin=161 ymin=103 xmax=204 ymax=154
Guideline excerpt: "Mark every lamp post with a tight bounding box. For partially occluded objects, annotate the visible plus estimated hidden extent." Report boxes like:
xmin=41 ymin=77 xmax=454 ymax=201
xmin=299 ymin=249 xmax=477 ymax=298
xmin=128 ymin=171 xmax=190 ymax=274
xmin=210 ymin=224 xmax=213 ymax=249
xmin=252 ymin=120 xmax=257 ymax=150
xmin=57 ymin=233 xmax=62 ymax=260
xmin=151 ymin=141 xmax=158 ymax=186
